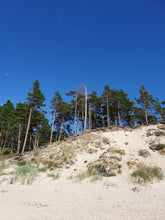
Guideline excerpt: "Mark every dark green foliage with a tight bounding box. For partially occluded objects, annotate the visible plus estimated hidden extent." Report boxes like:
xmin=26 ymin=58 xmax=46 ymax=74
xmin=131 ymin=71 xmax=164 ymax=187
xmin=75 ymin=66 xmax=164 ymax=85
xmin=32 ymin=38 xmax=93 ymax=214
xmin=155 ymin=144 xmax=165 ymax=151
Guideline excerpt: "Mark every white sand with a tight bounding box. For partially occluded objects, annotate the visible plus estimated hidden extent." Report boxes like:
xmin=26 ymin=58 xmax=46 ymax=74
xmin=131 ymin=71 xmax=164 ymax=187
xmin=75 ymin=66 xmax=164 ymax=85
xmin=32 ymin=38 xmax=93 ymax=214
xmin=0 ymin=124 xmax=165 ymax=220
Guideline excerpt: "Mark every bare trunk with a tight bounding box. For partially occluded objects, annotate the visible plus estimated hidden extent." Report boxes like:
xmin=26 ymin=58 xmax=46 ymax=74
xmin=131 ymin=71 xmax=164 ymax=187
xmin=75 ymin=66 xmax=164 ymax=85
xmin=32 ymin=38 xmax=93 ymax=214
xmin=82 ymin=110 xmax=84 ymax=132
xmin=37 ymin=131 xmax=40 ymax=148
xmin=101 ymin=104 xmax=104 ymax=128
xmin=22 ymin=107 xmax=32 ymax=154
xmin=76 ymin=111 xmax=79 ymax=134
xmin=106 ymin=93 xmax=110 ymax=127
xmin=3 ymin=130 xmax=8 ymax=149
xmin=118 ymin=102 xmax=121 ymax=126
xmin=50 ymin=108 xmax=56 ymax=144
xmin=159 ymin=112 xmax=162 ymax=122
xmin=95 ymin=107 xmax=97 ymax=129
xmin=59 ymin=117 xmax=64 ymax=141
xmin=29 ymin=135 xmax=32 ymax=150
xmin=17 ymin=124 xmax=21 ymax=154
xmin=84 ymin=86 xmax=87 ymax=131
xmin=72 ymin=96 xmax=77 ymax=135
xmin=89 ymin=104 xmax=92 ymax=130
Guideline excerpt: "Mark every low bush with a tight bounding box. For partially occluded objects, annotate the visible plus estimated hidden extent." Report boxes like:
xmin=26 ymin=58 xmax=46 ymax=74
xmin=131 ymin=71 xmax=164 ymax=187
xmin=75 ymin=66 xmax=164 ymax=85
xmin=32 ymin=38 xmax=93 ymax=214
xmin=138 ymin=149 xmax=151 ymax=157
xmin=155 ymin=131 xmax=165 ymax=136
xmin=155 ymin=144 xmax=165 ymax=151
xmin=0 ymin=148 xmax=11 ymax=156
xmin=131 ymin=166 xmax=164 ymax=183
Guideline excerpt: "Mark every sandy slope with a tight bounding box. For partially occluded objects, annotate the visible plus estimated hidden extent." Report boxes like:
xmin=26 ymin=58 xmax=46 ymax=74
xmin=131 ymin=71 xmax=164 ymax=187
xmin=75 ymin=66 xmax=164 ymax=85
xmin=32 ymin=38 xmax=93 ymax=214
xmin=0 ymin=123 xmax=165 ymax=220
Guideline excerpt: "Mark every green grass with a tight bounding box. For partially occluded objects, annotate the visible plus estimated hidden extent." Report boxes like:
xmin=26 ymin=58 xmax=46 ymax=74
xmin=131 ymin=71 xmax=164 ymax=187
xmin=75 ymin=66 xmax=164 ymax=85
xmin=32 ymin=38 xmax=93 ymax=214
xmin=10 ymin=165 xmax=39 ymax=185
xmin=155 ymin=131 xmax=165 ymax=136
xmin=131 ymin=166 xmax=164 ymax=183
xmin=155 ymin=144 xmax=165 ymax=151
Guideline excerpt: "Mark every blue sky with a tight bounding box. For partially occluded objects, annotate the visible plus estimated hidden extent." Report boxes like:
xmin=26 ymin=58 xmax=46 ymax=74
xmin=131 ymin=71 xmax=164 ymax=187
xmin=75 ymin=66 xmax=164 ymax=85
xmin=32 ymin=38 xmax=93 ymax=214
xmin=0 ymin=0 xmax=165 ymax=119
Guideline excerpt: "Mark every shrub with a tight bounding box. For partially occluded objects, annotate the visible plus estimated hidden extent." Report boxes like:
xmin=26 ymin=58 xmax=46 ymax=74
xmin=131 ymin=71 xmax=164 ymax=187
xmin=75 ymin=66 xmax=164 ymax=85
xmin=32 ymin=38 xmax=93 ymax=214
xmin=0 ymin=148 xmax=11 ymax=156
xmin=155 ymin=144 xmax=165 ymax=151
xmin=155 ymin=131 xmax=165 ymax=136
xmin=131 ymin=166 xmax=164 ymax=183
xmin=138 ymin=149 xmax=151 ymax=157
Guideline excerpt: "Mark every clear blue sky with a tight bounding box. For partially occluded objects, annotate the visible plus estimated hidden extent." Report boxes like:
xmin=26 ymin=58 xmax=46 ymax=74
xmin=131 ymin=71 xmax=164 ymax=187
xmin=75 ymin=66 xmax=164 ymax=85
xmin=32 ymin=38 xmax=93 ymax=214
xmin=0 ymin=0 xmax=165 ymax=118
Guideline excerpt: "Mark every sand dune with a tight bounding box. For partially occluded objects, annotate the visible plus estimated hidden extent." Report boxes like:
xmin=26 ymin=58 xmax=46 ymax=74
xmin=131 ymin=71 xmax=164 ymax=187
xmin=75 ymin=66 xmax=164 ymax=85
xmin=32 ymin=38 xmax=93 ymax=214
xmin=0 ymin=123 xmax=165 ymax=220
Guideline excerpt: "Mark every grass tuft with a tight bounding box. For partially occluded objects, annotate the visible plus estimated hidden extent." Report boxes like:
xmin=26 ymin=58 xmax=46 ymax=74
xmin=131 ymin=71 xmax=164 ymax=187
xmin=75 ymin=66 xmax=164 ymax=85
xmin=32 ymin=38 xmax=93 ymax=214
xmin=131 ymin=165 xmax=164 ymax=183
xmin=10 ymin=165 xmax=39 ymax=184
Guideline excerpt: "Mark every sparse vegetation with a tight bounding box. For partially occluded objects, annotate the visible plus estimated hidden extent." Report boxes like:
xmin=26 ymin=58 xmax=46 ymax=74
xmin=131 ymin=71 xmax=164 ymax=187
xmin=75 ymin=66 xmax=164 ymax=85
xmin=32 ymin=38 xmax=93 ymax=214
xmin=0 ymin=163 xmax=10 ymax=175
xmin=102 ymin=137 xmax=110 ymax=145
xmin=131 ymin=166 xmax=164 ymax=183
xmin=155 ymin=131 xmax=165 ymax=136
xmin=47 ymin=173 xmax=60 ymax=179
xmin=107 ymin=147 xmax=125 ymax=155
xmin=155 ymin=144 xmax=165 ymax=151
xmin=138 ymin=149 xmax=151 ymax=157
xmin=10 ymin=165 xmax=39 ymax=184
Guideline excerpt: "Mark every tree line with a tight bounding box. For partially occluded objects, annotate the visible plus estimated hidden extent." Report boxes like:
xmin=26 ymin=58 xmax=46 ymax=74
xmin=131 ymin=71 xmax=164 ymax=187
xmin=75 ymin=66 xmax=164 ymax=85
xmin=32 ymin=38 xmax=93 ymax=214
xmin=0 ymin=79 xmax=165 ymax=154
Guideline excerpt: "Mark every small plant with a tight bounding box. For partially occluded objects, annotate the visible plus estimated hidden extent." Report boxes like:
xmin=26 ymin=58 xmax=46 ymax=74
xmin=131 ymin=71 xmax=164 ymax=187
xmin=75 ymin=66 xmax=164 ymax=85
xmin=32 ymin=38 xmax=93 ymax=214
xmin=47 ymin=173 xmax=60 ymax=179
xmin=131 ymin=166 xmax=164 ymax=183
xmin=155 ymin=131 xmax=165 ymax=136
xmin=138 ymin=149 xmax=151 ymax=157
xmin=102 ymin=137 xmax=110 ymax=145
xmin=10 ymin=165 xmax=39 ymax=184
xmin=17 ymin=161 xmax=27 ymax=166
xmin=39 ymin=167 xmax=47 ymax=172
xmin=155 ymin=144 xmax=165 ymax=151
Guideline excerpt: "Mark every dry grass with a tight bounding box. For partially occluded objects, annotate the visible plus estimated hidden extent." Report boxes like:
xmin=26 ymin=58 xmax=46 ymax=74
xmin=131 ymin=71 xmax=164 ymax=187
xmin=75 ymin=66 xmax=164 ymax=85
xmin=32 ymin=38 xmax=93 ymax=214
xmin=131 ymin=165 xmax=164 ymax=183
xmin=107 ymin=147 xmax=125 ymax=155
xmin=138 ymin=149 xmax=151 ymax=157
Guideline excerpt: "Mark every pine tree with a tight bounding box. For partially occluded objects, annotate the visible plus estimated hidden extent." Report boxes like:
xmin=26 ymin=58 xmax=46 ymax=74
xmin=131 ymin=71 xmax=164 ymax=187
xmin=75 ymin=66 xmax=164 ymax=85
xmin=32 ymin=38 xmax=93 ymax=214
xmin=135 ymin=85 xmax=155 ymax=125
xmin=50 ymin=91 xmax=62 ymax=143
xmin=102 ymin=85 xmax=111 ymax=127
xmin=22 ymin=79 xmax=46 ymax=154
xmin=15 ymin=102 xmax=29 ymax=154
xmin=66 ymin=90 xmax=78 ymax=135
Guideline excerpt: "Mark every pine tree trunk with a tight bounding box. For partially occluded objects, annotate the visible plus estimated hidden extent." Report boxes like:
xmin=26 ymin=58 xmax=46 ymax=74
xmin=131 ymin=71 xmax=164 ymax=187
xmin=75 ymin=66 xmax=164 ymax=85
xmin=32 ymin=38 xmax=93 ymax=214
xmin=106 ymin=93 xmax=110 ymax=127
xmin=3 ymin=130 xmax=8 ymax=149
xmin=72 ymin=96 xmax=77 ymax=135
xmin=82 ymin=110 xmax=84 ymax=132
xmin=59 ymin=117 xmax=64 ymax=141
xmin=50 ymin=109 xmax=56 ymax=144
xmin=159 ymin=112 xmax=162 ymax=122
xmin=22 ymin=107 xmax=32 ymax=154
xmin=76 ymin=111 xmax=79 ymax=134
xmin=118 ymin=102 xmax=121 ymax=126
xmin=89 ymin=104 xmax=91 ymax=130
xmin=84 ymin=86 xmax=87 ymax=131
xmin=101 ymin=105 xmax=104 ymax=128
xmin=29 ymin=135 xmax=32 ymax=150
xmin=37 ymin=131 xmax=40 ymax=148
xmin=17 ymin=123 xmax=21 ymax=154
xmin=95 ymin=107 xmax=97 ymax=128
